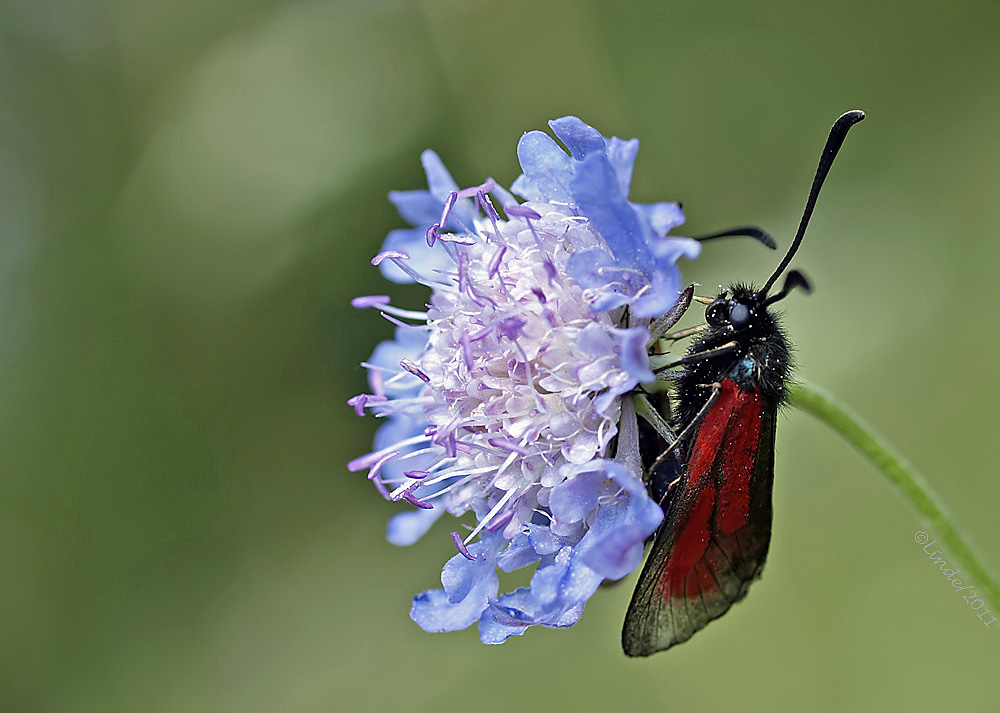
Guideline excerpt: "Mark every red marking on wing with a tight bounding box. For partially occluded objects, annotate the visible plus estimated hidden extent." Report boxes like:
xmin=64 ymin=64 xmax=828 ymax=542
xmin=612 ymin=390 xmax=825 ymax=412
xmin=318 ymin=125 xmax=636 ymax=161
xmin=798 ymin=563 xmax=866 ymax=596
xmin=684 ymin=382 xmax=740 ymax=487
xmin=658 ymin=379 xmax=762 ymax=600
xmin=716 ymin=388 xmax=762 ymax=535
xmin=662 ymin=485 xmax=716 ymax=597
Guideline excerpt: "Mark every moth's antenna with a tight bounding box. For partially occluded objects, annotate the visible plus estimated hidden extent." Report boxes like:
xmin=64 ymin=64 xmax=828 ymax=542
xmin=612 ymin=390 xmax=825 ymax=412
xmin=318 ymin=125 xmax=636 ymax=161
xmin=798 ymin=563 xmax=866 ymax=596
xmin=762 ymin=269 xmax=811 ymax=307
xmin=761 ymin=110 xmax=866 ymax=295
xmin=692 ymin=226 xmax=777 ymax=249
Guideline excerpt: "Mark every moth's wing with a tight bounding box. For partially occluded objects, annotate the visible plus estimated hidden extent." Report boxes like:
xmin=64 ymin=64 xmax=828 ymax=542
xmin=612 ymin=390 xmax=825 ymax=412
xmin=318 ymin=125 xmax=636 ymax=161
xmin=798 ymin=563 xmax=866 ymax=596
xmin=622 ymin=381 xmax=777 ymax=657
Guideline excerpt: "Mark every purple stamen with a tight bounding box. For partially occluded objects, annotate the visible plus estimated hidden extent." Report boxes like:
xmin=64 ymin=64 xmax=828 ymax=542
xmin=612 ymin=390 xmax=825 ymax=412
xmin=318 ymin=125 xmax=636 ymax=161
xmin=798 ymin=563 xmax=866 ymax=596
xmin=465 ymin=280 xmax=495 ymax=308
xmin=459 ymin=333 xmax=474 ymax=370
xmin=351 ymin=295 xmax=391 ymax=309
xmin=439 ymin=191 xmax=458 ymax=229
xmin=531 ymin=287 xmax=547 ymax=304
xmin=372 ymin=250 xmax=409 ymax=266
xmin=381 ymin=312 xmax=427 ymax=329
xmin=404 ymin=470 xmax=429 ymax=480
xmin=380 ymin=313 xmax=407 ymax=328
xmin=543 ymin=259 xmax=559 ymax=286
xmin=402 ymin=490 xmax=435 ymax=509
xmin=486 ymin=510 xmax=514 ymax=533
xmin=436 ymin=232 xmax=476 ymax=245
xmin=347 ymin=449 xmax=382 ymax=472
xmin=370 ymin=474 xmax=391 ymax=500
xmin=456 ymin=252 xmax=468 ymax=295
xmin=366 ymin=450 xmax=399 ymax=481
xmin=347 ymin=393 xmax=370 ymax=417
xmin=400 ymin=359 xmax=431 ymax=383
xmin=498 ymin=316 xmax=526 ymax=341
xmin=425 ymin=223 xmax=440 ymax=247
xmin=357 ymin=450 xmax=398 ymax=500
xmin=504 ymin=204 xmax=541 ymax=220
xmin=487 ymin=246 xmax=507 ymax=278
xmin=487 ymin=437 xmax=530 ymax=455
xmin=456 ymin=179 xmax=495 ymax=200
xmin=432 ymin=415 xmax=462 ymax=446
xmin=478 ymin=191 xmax=502 ymax=240
xmin=468 ymin=320 xmax=497 ymax=341
xmin=390 ymin=478 xmax=422 ymax=501
xmin=479 ymin=191 xmax=500 ymax=222
xmin=451 ymin=532 xmax=476 ymax=561
xmin=373 ymin=250 xmax=425 ymax=284
xmin=452 ymin=440 xmax=473 ymax=455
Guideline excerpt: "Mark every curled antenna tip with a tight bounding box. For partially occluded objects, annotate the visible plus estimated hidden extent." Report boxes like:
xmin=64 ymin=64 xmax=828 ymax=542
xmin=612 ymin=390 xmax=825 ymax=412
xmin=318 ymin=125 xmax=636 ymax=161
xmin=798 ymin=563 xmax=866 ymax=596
xmin=835 ymin=110 xmax=866 ymax=130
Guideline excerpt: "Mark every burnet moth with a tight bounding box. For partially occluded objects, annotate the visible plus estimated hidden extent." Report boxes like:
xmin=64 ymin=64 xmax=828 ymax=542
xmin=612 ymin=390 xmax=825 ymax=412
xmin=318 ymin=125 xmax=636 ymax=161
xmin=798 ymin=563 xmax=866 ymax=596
xmin=622 ymin=110 xmax=866 ymax=656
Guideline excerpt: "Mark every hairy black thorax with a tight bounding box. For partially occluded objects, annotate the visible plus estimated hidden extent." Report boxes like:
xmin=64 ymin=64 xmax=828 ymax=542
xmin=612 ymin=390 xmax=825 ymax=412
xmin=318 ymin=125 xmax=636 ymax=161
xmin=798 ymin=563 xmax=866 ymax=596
xmin=675 ymin=283 xmax=792 ymax=430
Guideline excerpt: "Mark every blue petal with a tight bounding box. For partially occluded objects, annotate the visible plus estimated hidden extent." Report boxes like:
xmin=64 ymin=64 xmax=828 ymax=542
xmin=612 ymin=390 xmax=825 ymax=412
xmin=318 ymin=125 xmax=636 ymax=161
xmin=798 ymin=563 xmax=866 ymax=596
xmin=577 ymin=495 xmax=662 ymax=581
xmin=496 ymin=533 xmax=541 ymax=572
xmin=636 ymin=201 xmax=686 ymax=238
xmin=388 ymin=189 xmax=442 ymax=227
xmin=524 ymin=548 xmax=598 ymax=613
xmin=529 ymin=548 xmax=573 ymax=605
xmin=513 ymin=130 xmax=574 ymax=202
xmin=576 ymin=464 xmax=663 ymax=580
xmin=479 ymin=595 xmax=587 ymax=644
xmin=420 ymin=150 xmax=458 ymax=202
xmin=604 ymin=458 xmax=648 ymax=497
xmin=387 ymin=505 xmax=445 ymax=546
xmin=651 ymin=235 xmax=701 ymax=263
xmin=631 ymin=258 xmax=685 ymax=319
xmin=410 ymin=536 xmax=501 ymax=633
xmin=411 ymin=587 xmax=488 ymax=633
xmin=570 ymin=152 xmax=648 ymax=268
xmin=565 ymin=248 xmax=628 ymax=312
xmin=478 ymin=589 xmax=536 ymax=644
xmin=372 ymin=415 xmax=421 ymax=453
xmin=548 ymin=116 xmax=606 ymax=160
xmin=574 ymin=321 xmax=615 ymax=356
xmin=606 ymin=136 xmax=639 ymax=193
xmin=478 ymin=545 xmax=603 ymax=644
xmin=526 ymin=524 xmax=563 ymax=556
xmin=549 ymin=473 xmax=604 ymax=523
xmin=510 ymin=118 xmax=697 ymax=319
xmin=617 ymin=326 xmax=655 ymax=383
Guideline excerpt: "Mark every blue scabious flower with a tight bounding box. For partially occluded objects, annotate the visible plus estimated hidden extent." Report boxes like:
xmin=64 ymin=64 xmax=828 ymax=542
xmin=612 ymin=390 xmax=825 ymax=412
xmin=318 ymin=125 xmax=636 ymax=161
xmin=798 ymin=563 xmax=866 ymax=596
xmin=348 ymin=117 xmax=699 ymax=643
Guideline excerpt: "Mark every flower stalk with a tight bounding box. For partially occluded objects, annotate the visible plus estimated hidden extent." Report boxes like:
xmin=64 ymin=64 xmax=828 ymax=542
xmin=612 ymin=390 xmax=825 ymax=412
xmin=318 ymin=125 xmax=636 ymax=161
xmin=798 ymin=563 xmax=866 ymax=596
xmin=789 ymin=378 xmax=1000 ymax=612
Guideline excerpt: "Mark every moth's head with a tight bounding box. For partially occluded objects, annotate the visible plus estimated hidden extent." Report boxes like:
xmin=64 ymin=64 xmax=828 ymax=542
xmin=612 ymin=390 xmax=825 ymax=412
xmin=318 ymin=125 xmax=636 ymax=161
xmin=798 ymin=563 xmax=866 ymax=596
xmin=704 ymin=286 xmax=758 ymax=333
xmin=704 ymin=271 xmax=811 ymax=334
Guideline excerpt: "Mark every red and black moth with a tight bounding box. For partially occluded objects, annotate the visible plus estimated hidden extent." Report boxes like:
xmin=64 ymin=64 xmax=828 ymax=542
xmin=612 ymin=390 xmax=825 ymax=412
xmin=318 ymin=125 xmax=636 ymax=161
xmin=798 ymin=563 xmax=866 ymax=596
xmin=622 ymin=110 xmax=866 ymax=656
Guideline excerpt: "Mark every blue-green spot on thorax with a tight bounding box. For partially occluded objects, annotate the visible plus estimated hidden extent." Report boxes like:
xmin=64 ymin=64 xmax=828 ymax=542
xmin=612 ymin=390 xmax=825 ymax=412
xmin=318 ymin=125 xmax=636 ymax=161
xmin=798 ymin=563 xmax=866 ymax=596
xmin=728 ymin=357 xmax=756 ymax=388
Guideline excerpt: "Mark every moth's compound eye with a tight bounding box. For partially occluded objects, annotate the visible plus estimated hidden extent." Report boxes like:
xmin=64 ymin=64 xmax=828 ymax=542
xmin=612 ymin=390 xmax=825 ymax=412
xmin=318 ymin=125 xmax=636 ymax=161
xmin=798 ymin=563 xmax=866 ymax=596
xmin=729 ymin=302 xmax=751 ymax=329
xmin=705 ymin=299 xmax=729 ymax=327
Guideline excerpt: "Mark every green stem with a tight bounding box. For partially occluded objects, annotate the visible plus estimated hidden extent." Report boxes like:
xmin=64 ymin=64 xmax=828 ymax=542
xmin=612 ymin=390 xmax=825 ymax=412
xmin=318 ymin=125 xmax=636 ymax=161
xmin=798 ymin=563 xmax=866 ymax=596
xmin=788 ymin=378 xmax=1000 ymax=613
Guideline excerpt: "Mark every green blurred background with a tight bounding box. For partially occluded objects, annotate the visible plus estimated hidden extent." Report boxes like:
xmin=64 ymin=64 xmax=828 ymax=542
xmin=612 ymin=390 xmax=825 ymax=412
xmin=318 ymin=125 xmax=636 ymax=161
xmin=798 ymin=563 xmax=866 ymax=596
xmin=2 ymin=0 xmax=998 ymax=710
